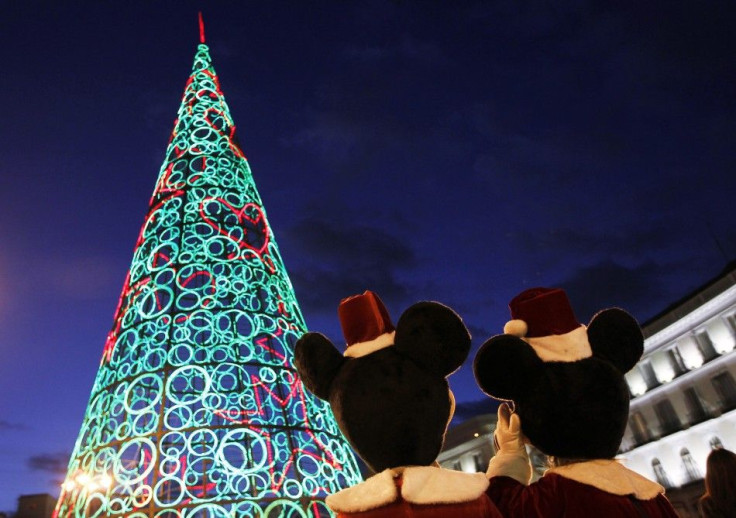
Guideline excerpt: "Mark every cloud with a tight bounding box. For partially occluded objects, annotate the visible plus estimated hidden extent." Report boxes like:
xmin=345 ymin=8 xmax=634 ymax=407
xmin=510 ymin=220 xmax=675 ymax=262
xmin=560 ymin=260 xmax=664 ymax=323
xmin=0 ymin=420 xmax=27 ymax=431
xmin=466 ymin=323 xmax=495 ymax=346
xmin=289 ymin=216 xmax=414 ymax=267
xmin=27 ymin=452 xmax=69 ymax=474
xmin=473 ymin=132 xmax=576 ymax=184
xmin=344 ymin=35 xmax=448 ymax=66
xmin=287 ymin=110 xmax=361 ymax=162
xmin=287 ymin=216 xmax=416 ymax=312
xmin=291 ymin=268 xmax=410 ymax=315
xmin=282 ymin=104 xmax=414 ymax=179
xmin=282 ymin=31 xmax=452 ymax=172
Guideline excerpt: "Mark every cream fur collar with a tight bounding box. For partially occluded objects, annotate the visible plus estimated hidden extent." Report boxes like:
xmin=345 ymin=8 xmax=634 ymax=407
xmin=547 ymin=459 xmax=665 ymax=500
xmin=526 ymin=325 xmax=592 ymax=362
xmin=326 ymin=466 xmax=489 ymax=513
xmin=344 ymin=331 xmax=396 ymax=358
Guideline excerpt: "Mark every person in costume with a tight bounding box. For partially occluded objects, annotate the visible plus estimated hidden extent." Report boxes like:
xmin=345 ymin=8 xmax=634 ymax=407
xmin=699 ymin=447 xmax=736 ymax=518
xmin=295 ymin=291 xmax=502 ymax=518
xmin=474 ymin=287 xmax=679 ymax=517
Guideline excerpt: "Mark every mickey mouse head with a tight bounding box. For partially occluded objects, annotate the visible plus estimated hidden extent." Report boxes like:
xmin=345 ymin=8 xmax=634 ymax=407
xmin=473 ymin=287 xmax=644 ymax=460
xmin=295 ymin=291 xmax=471 ymax=472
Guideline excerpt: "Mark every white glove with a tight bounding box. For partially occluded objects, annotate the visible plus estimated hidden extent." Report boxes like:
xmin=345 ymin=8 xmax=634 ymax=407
xmin=486 ymin=403 xmax=532 ymax=484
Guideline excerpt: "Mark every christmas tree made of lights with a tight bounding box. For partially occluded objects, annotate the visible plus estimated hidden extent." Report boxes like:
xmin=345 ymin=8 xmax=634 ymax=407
xmin=55 ymin=18 xmax=361 ymax=518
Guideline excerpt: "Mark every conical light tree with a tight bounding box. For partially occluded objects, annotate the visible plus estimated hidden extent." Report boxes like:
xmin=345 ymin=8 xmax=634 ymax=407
xmin=55 ymin=18 xmax=361 ymax=518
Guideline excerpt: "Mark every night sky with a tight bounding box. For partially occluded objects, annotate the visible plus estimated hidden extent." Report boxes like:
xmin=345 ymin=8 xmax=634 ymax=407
xmin=2 ymin=0 xmax=736 ymax=511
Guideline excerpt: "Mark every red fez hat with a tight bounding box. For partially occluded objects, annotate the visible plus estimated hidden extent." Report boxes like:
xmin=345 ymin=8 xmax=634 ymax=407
xmin=505 ymin=287 xmax=580 ymax=338
xmin=338 ymin=291 xmax=395 ymax=349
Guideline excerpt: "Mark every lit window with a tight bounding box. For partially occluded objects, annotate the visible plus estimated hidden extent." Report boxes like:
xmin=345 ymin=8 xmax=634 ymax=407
xmin=683 ymin=387 xmax=708 ymax=424
xmin=666 ymin=347 xmax=687 ymax=376
xmin=473 ymin=453 xmax=485 ymax=472
xmin=695 ymin=331 xmax=718 ymax=362
xmin=725 ymin=314 xmax=736 ymax=337
xmin=638 ymin=360 xmax=660 ymax=390
xmin=680 ymin=448 xmax=702 ymax=482
xmin=651 ymin=458 xmax=672 ymax=488
xmin=629 ymin=411 xmax=650 ymax=445
xmin=654 ymin=399 xmax=681 ymax=436
xmin=711 ymin=371 xmax=736 ymax=411
xmin=626 ymin=370 xmax=647 ymax=397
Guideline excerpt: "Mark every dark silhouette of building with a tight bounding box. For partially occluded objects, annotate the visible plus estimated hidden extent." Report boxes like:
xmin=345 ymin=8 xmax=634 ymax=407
xmin=15 ymin=494 xmax=56 ymax=518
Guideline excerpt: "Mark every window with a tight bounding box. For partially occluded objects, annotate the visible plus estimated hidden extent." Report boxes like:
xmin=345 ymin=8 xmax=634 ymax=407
xmin=667 ymin=347 xmax=687 ymax=376
xmin=725 ymin=313 xmax=736 ymax=337
xmin=651 ymin=458 xmax=672 ymax=488
xmin=683 ymin=387 xmax=708 ymax=424
xmin=473 ymin=453 xmax=485 ymax=472
xmin=629 ymin=411 xmax=650 ymax=445
xmin=680 ymin=448 xmax=702 ymax=482
xmin=695 ymin=331 xmax=718 ymax=362
xmin=712 ymin=371 xmax=736 ymax=411
xmin=710 ymin=436 xmax=724 ymax=450
xmin=638 ymin=360 xmax=660 ymax=390
xmin=452 ymin=460 xmax=462 ymax=471
xmin=654 ymin=399 xmax=681 ymax=436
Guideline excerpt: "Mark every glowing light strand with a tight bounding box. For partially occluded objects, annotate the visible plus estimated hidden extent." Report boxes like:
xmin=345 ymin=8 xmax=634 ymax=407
xmin=54 ymin=41 xmax=360 ymax=518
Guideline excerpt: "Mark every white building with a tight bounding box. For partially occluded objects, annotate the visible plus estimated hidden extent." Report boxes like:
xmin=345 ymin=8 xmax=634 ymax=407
xmin=438 ymin=414 xmax=496 ymax=473
xmin=620 ymin=263 xmax=736 ymax=493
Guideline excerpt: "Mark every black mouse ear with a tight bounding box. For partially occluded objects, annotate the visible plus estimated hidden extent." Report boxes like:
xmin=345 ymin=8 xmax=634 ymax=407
xmin=394 ymin=301 xmax=471 ymax=378
xmin=587 ymin=308 xmax=643 ymax=373
xmin=294 ymin=332 xmax=346 ymax=400
xmin=473 ymin=334 xmax=544 ymax=401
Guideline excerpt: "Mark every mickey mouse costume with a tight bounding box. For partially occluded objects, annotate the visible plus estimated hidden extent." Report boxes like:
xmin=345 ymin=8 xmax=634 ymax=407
xmin=474 ymin=287 xmax=678 ymax=518
xmin=295 ymin=291 xmax=502 ymax=518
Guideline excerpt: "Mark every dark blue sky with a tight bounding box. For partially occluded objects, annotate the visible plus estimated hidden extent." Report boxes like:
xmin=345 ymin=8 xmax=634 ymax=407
xmin=2 ymin=0 xmax=736 ymax=511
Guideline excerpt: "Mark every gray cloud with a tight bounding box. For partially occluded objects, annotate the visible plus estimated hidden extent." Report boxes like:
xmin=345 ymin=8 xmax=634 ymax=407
xmin=344 ymin=34 xmax=448 ymax=66
xmin=465 ymin=323 xmax=496 ymax=346
xmin=0 ymin=420 xmax=27 ymax=431
xmin=288 ymin=110 xmax=362 ymax=163
xmin=560 ymin=260 xmax=665 ymax=323
xmin=291 ymin=267 xmax=410 ymax=315
xmin=472 ymin=132 xmax=578 ymax=186
xmin=287 ymin=216 xmax=416 ymax=312
xmin=27 ymin=452 xmax=69 ymax=474
xmin=289 ymin=217 xmax=414 ymax=267
xmin=510 ymin=220 xmax=676 ymax=261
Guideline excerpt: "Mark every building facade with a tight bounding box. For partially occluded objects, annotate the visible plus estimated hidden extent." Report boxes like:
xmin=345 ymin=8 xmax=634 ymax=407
xmin=619 ymin=263 xmax=736 ymax=516
xmin=438 ymin=414 xmax=496 ymax=474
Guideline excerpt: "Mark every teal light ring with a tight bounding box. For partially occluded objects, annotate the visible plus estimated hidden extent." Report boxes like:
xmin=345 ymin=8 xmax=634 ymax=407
xmin=124 ymin=374 xmax=163 ymax=413
xmin=114 ymin=437 xmax=157 ymax=485
xmin=262 ymin=499 xmax=308 ymax=518
xmin=152 ymin=476 xmax=185 ymax=508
